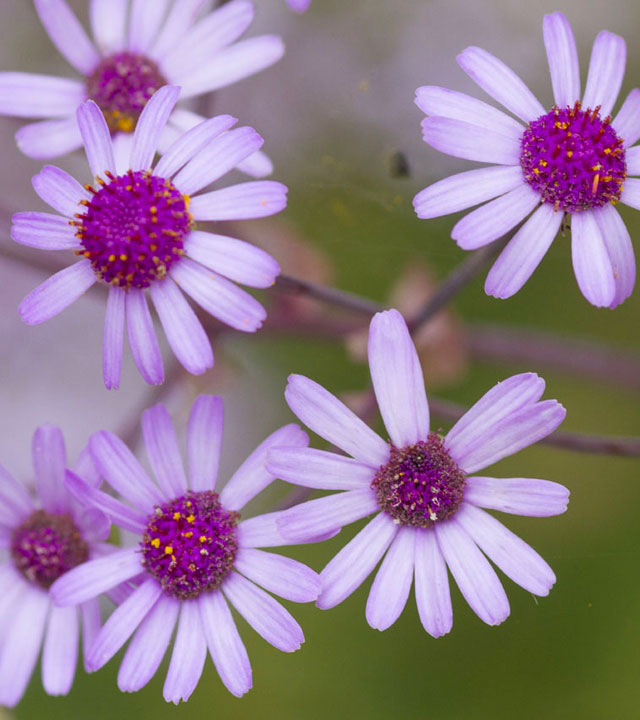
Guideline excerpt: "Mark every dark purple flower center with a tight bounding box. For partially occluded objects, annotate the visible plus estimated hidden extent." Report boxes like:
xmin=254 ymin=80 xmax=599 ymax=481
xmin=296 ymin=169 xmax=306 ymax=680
xmin=520 ymin=102 xmax=626 ymax=213
xmin=86 ymin=52 xmax=168 ymax=133
xmin=140 ymin=491 xmax=240 ymax=600
xmin=73 ymin=170 xmax=192 ymax=289
xmin=10 ymin=510 xmax=89 ymax=589
xmin=372 ymin=433 xmax=465 ymax=528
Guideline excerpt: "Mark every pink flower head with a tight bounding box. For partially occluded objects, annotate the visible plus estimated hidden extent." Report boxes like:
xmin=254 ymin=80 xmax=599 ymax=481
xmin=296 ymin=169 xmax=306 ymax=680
xmin=50 ymin=396 xmax=320 ymax=702
xmin=414 ymin=11 xmax=640 ymax=308
xmin=13 ymin=88 xmax=286 ymax=388
xmin=270 ymin=309 xmax=568 ymax=633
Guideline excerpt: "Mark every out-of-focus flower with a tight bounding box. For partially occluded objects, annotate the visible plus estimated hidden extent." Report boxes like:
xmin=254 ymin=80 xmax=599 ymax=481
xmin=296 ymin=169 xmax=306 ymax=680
xmin=0 ymin=0 xmax=282 ymax=176
xmin=269 ymin=309 xmax=568 ymax=633
xmin=50 ymin=395 xmax=320 ymax=702
xmin=286 ymin=0 xmax=311 ymax=12
xmin=0 ymin=426 xmax=109 ymax=707
xmin=13 ymin=88 xmax=286 ymax=388
xmin=414 ymin=11 xmax=640 ymax=308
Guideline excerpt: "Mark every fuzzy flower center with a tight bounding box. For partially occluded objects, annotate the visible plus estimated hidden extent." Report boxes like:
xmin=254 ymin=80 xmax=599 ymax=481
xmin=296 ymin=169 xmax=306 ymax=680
xmin=140 ymin=491 xmax=240 ymax=600
xmin=86 ymin=52 xmax=168 ymax=133
xmin=73 ymin=170 xmax=192 ymax=289
xmin=10 ymin=510 xmax=89 ymax=589
xmin=520 ymin=102 xmax=626 ymax=213
xmin=372 ymin=433 xmax=466 ymax=528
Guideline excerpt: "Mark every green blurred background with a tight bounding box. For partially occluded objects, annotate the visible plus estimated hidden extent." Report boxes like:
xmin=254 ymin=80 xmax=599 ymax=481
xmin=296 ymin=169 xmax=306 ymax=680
xmin=1 ymin=0 xmax=639 ymax=718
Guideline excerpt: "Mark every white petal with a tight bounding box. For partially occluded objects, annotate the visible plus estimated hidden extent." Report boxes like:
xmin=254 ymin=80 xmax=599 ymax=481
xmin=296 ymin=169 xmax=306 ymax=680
xmin=142 ymin=403 xmax=188 ymax=498
xmin=464 ymin=476 xmax=570 ymax=517
xmin=187 ymin=395 xmax=224 ymax=493
xmin=234 ymin=548 xmax=320 ymax=603
xmin=267 ymin=447 xmax=373 ymax=490
xmin=90 ymin=0 xmax=127 ymax=54
xmin=571 ymin=210 xmax=617 ymax=307
xmin=42 ymin=605 xmax=78 ymax=696
xmin=414 ymin=529 xmax=452 ymax=637
xmin=612 ymin=89 xmax=640 ymax=147
xmin=543 ymin=12 xmax=580 ymax=108
xmin=582 ymin=31 xmax=626 ymax=118
xmin=164 ymin=600 xmax=207 ymax=704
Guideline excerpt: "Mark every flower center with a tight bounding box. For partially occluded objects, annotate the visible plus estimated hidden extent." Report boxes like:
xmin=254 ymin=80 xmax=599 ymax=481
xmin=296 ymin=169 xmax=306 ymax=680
xmin=10 ymin=510 xmax=89 ymax=589
xmin=520 ymin=102 xmax=626 ymax=213
xmin=86 ymin=52 xmax=168 ymax=133
xmin=73 ymin=170 xmax=192 ymax=289
xmin=372 ymin=433 xmax=466 ymax=528
xmin=140 ymin=491 xmax=240 ymax=600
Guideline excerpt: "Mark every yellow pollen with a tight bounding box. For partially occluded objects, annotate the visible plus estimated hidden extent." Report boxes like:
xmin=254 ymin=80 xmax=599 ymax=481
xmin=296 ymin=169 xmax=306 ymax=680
xmin=173 ymin=512 xmax=181 ymax=520
xmin=150 ymin=206 xmax=157 ymax=214
xmin=199 ymin=536 xmax=207 ymax=543
xmin=566 ymin=150 xmax=573 ymax=158
xmin=164 ymin=546 xmax=173 ymax=554
xmin=604 ymin=148 xmax=612 ymax=154
xmin=119 ymin=254 xmax=128 ymax=261
xmin=183 ymin=531 xmax=193 ymax=538
xmin=108 ymin=254 xmax=116 ymax=262
xmin=539 ymin=160 xmax=548 ymax=167
xmin=186 ymin=514 xmax=195 ymax=524
xmin=150 ymin=538 xmax=160 ymax=548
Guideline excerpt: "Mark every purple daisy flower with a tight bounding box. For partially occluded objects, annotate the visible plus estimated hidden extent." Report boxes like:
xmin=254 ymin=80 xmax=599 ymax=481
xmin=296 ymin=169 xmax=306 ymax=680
xmin=414 ymin=11 xmax=640 ymax=308
xmin=13 ymin=87 xmax=286 ymax=388
xmin=269 ymin=309 xmax=568 ymax=633
xmin=286 ymin=0 xmax=311 ymax=12
xmin=50 ymin=395 xmax=320 ymax=701
xmin=0 ymin=425 xmax=110 ymax=707
xmin=0 ymin=0 xmax=282 ymax=176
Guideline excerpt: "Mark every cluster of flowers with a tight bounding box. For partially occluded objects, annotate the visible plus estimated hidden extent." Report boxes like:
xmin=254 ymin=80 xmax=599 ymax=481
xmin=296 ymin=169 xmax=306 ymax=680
xmin=0 ymin=0 xmax=635 ymax=708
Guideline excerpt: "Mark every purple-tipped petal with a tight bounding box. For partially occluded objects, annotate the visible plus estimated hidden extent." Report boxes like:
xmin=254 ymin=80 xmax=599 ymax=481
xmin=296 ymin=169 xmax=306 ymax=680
xmin=103 ymin=286 xmax=125 ymax=390
xmin=190 ymin=181 xmax=288 ymax=221
xmin=457 ymin=46 xmax=545 ymax=123
xmin=582 ymin=31 xmax=626 ymax=118
xmin=18 ymin=260 xmax=96 ymax=325
xmin=366 ymin=527 xmax=415 ymax=631
xmin=34 ymin=0 xmax=99 ymax=74
xmin=234 ymin=548 xmax=320 ymax=603
xmin=415 ymin=86 xmax=524 ymax=138
xmin=592 ymin=204 xmax=635 ymax=308
xmin=173 ymin=127 xmax=264 ymax=196
xmin=224 ymin=573 xmax=304 ymax=652
xmin=118 ymin=594 xmax=179 ymax=693
xmin=150 ymin=0 xmax=208 ymax=61
xmin=179 ymin=36 xmax=284 ymax=99
xmin=164 ymin=600 xmax=207 ymax=705
xmin=90 ymin=430 xmax=164 ymax=511
xmin=0 ymin=465 xmax=34 ymax=525
xmin=199 ymin=591 xmax=252 ymax=698
xmin=129 ymin=85 xmax=180 ymax=171
xmin=267 ymin=447 xmax=372 ymax=491
xmin=318 ymin=512 xmax=397 ymax=610
xmin=170 ymin=258 xmax=267 ymax=333
xmin=543 ymin=12 xmax=580 ymax=108
xmin=32 ymin=425 xmax=68 ymax=514
xmin=90 ymin=0 xmax=127 ymax=54
xmin=32 ymin=165 xmax=90 ymax=217
xmin=184 ymin=230 xmax=279 ymax=288
xmin=0 ymin=72 xmax=85 ymax=118
xmin=445 ymin=373 xmax=545 ymax=456
xmin=484 ymin=203 xmax=563 ymax=298
xmin=414 ymin=529 xmax=452 ymax=637
xmin=435 ymin=518 xmax=509 ymax=626
xmin=413 ymin=165 xmax=523 ymax=219
xmin=65 ymin=470 xmax=148 ymax=534
xmin=142 ymin=404 xmax=188 ymax=498
xmin=77 ymin=101 xmax=117 ymax=179
xmin=42 ymin=605 xmax=78 ymax=696
xmin=149 ymin=277 xmax=213 ymax=376
xmin=0 ymin=586 xmax=49 ymax=707
xmin=285 ymin=374 xmax=389 ymax=467
xmin=465 ymin=476 xmax=569 ymax=517
xmin=612 ymin=89 xmax=640 ymax=147
xmin=187 ymin=395 xmax=224 ymax=493
xmin=128 ymin=0 xmax=171 ymax=54
xmin=451 ymin=183 xmax=539 ymax=250
xmin=11 ymin=212 xmax=81 ymax=251
xmin=220 ymin=424 xmax=308 ymax=512
xmin=278 ymin=489 xmax=378 ymax=543
xmin=154 ymin=114 xmax=237 ymax=178
xmin=571 ymin=210 xmax=617 ymax=308
xmin=88 ymin=579 xmax=162 ymax=671
xmin=368 ymin=309 xmax=430 ymax=447
xmin=421 ymin=117 xmax=521 ymax=165
xmin=16 ymin=117 xmax=82 ymax=159
xmin=456 ymin=503 xmax=556 ymax=596
xmin=50 ymin=548 xmax=142 ymax=606
xmin=125 ymin=288 xmax=164 ymax=386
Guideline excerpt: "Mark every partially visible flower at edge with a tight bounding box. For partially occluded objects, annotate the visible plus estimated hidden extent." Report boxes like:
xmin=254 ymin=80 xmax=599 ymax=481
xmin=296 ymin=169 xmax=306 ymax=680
xmin=0 ymin=0 xmax=281 ymax=176
xmin=0 ymin=426 xmax=110 ymax=707
xmin=414 ymin=11 xmax=640 ymax=308
xmin=13 ymin=86 xmax=286 ymax=388
xmin=50 ymin=395 xmax=320 ymax=702
xmin=269 ymin=309 xmax=568 ymax=633
xmin=287 ymin=0 xmax=311 ymax=12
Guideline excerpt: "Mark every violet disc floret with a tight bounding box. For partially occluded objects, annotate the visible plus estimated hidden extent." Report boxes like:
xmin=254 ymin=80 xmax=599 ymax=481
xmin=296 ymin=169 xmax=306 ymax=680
xmin=13 ymin=88 xmax=286 ymax=389
xmin=270 ymin=309 xmax=569 ymax=633
xmin=49 ymin=396 xmax=320 ymax=702
xmin=413 ymin=11 xmax=640 ymax=308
